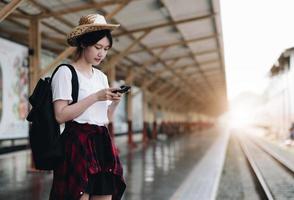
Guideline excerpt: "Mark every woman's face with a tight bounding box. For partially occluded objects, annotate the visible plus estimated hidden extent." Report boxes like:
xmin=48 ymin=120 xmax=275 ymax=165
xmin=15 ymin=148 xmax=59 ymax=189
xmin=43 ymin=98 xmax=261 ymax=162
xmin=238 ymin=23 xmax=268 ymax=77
xmin=83 ymin=36 xmax=110 ymax=65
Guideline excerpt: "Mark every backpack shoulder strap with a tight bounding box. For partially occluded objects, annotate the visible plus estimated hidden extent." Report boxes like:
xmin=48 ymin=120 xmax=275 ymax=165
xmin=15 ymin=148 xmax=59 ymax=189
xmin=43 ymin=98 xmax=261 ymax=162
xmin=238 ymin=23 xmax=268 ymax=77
xmin=51 ymin=64 xmax=79 ymax=104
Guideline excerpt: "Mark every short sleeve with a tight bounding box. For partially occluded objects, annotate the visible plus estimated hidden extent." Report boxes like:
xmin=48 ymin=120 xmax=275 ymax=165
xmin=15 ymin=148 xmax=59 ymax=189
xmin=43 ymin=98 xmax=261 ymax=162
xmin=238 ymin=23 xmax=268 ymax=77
xmin=51 ymin=65 xmax=73 ymax=103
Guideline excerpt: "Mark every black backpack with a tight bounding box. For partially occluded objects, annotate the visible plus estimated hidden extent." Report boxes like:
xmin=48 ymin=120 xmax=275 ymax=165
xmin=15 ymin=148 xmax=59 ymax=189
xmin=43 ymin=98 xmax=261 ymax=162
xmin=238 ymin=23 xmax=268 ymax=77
xmin=26 ymin=64 xmax=79 ymax=170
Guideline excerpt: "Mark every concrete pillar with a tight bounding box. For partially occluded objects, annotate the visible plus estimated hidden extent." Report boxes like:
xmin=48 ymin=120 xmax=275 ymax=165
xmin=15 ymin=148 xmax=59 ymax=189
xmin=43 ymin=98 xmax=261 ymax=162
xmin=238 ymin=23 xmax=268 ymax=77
xmin=142 ymin=85 xmax=149 ymax=144
xmin=28 ymin=18 xmax=40 ymax=171
xmin=126 ymin=70 xmax=135 ymax=146
xmin=28 ymin=18 xmax=41 ymax=94
xmin=152 ymin=99 xmax=157 ymax=139
xmin=107 ymin=65 xmax=116 ymax=139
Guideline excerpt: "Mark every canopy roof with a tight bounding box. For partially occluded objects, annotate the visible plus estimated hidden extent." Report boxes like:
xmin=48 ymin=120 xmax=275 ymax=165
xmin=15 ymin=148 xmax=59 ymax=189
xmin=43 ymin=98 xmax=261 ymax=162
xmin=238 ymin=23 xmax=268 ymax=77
xmin=0 ymin=0 xmax=227 ymax=115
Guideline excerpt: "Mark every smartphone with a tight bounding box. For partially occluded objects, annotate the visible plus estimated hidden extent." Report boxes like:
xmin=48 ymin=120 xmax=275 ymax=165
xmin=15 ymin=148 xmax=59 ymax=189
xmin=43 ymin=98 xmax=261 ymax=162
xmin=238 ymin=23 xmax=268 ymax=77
xmin=113 ymin=85 xmax=131 ymax=93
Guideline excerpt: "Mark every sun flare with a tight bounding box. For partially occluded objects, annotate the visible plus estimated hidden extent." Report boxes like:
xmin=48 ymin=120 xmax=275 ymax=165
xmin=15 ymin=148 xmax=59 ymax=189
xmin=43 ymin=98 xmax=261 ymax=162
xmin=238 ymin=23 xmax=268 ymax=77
xmin=229 ymin=103 xmax=255 ymax=129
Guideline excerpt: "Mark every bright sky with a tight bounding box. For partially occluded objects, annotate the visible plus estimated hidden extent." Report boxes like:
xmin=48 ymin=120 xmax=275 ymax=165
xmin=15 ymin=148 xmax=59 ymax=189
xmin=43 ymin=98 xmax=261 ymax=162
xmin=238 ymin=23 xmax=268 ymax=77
xmin=220 ymin=0 xmax=294 ymax=101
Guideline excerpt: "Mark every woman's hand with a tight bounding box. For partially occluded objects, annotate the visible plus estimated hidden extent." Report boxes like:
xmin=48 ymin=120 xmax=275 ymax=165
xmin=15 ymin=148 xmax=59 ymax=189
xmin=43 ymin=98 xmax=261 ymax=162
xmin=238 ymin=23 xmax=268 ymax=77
xmin=106 ymin=88 xmax=124 ymax=121
xmin=96 ymin=88 xmax=122 ymax=102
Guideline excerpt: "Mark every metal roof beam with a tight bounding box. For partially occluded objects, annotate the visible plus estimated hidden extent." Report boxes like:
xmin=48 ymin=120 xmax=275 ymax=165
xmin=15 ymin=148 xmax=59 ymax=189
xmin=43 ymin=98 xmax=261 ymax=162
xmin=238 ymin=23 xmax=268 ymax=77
xmin=140 ymin=43 xmax=205 ymax=102
xmin=142 ymin=49 xmax=219 ymax=66
xmin=39 ymin=1 xmax=125 ymax=18
xmin=40 ymin=47 xmax=76 ymax=77
xmin=106 ymin=0 xmax=131 ymax=19
xmin=28 ymin=0 xmax=75 ymax=28
xmin=97 ymin=12 xmax=195 ymax=104
xmin=39 ymin=1 xmax=130 ymax=77
xmin=209 ymin=0 xmax=227 ymax=100
xmin=97 ymin=9 xmax=206 ymax=105
xmin=160 ymin=0 xmax=216 ymax=99
xmin=114 ymin=13 xmax=214 ymax=37
xmin=130 ymin=34 xmax=217 ymax=54
xmin=114 ymin=47 xmax=199 ymax=106
xmin=103 ymin=30 xmax=151 ymax=70
xmin=0 ymin=0 xmax=24 ymax=22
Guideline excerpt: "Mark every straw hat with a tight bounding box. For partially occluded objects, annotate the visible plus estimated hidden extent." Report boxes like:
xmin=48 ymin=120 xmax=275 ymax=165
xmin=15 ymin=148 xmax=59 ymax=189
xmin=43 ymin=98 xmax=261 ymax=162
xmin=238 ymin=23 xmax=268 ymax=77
xmin=67 ymin=13 xmax=120 ymax=46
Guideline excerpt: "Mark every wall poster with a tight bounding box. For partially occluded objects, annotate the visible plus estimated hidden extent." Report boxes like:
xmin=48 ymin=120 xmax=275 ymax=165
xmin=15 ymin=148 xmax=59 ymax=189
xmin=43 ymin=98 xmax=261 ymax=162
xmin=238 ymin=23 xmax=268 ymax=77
xmin=0 ymin=38 xmax=29 ymax=139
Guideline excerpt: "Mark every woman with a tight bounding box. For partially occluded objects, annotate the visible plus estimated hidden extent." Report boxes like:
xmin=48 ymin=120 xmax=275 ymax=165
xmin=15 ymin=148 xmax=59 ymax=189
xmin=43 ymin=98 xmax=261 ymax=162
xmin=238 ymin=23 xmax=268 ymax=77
xmin=49 ymin=14 xmax=126 ymax=200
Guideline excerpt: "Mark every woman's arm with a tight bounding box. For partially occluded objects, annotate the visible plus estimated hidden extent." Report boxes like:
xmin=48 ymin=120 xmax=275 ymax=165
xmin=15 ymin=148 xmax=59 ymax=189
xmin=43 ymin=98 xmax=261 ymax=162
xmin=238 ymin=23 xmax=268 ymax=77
xmin=107 ymin=101 xmax=120 ymax=122
xmin=54 ymin=88 xmax=119 ymax=124
xmin=107 ymin=92 xmax=123 ymax=122
xmin=102 ymin=74 xmax=122 ymax=122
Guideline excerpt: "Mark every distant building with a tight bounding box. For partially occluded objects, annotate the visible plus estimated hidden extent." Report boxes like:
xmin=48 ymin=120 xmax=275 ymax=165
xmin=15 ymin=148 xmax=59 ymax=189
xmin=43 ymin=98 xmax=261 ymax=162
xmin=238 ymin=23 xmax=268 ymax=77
xmin=262 ymin=47 xmax=294 ymax=140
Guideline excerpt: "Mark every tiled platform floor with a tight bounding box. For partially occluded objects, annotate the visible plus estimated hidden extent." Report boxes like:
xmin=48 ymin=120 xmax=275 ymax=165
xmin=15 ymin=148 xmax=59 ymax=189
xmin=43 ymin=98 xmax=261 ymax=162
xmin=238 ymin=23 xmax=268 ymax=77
xmin=0 ymin=124 xmax=229 ymax=200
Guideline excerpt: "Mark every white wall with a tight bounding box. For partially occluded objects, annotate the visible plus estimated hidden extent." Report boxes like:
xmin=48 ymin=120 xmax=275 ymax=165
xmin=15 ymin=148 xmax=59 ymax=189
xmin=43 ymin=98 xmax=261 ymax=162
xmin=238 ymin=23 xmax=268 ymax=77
xmin=261 ymin=51 xmax=294 ymax=140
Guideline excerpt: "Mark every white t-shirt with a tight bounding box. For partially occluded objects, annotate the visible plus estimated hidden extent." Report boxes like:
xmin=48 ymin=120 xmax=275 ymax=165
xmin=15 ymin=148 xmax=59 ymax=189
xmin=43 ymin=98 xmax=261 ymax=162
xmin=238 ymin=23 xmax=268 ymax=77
xmin=51 ymin=65 xmax=111 ymax=125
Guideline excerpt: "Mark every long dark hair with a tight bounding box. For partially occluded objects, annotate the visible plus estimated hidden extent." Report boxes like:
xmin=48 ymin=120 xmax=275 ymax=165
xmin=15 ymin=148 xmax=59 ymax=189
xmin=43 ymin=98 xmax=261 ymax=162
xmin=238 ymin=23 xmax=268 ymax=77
xmin=73 ymin=29 xmax=113 ymax=61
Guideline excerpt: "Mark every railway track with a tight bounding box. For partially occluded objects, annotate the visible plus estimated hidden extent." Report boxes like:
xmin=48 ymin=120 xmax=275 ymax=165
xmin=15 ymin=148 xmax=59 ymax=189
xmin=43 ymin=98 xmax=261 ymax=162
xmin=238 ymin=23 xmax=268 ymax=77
xmin=238 ymin=135 xmax=294 ymax=200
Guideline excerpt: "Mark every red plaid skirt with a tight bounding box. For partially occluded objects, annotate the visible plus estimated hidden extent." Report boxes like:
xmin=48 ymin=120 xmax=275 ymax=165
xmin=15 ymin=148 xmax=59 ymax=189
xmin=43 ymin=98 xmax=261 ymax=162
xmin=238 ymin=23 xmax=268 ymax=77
xmin=49 ymin=121 xmax=126 ymax=200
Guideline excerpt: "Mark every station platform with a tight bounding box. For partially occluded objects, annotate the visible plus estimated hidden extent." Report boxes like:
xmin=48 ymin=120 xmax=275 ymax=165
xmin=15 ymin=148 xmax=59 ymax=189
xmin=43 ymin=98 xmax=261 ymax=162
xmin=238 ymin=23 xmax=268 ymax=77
xmin=0 ymin=125 xmax=229 ymax=200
